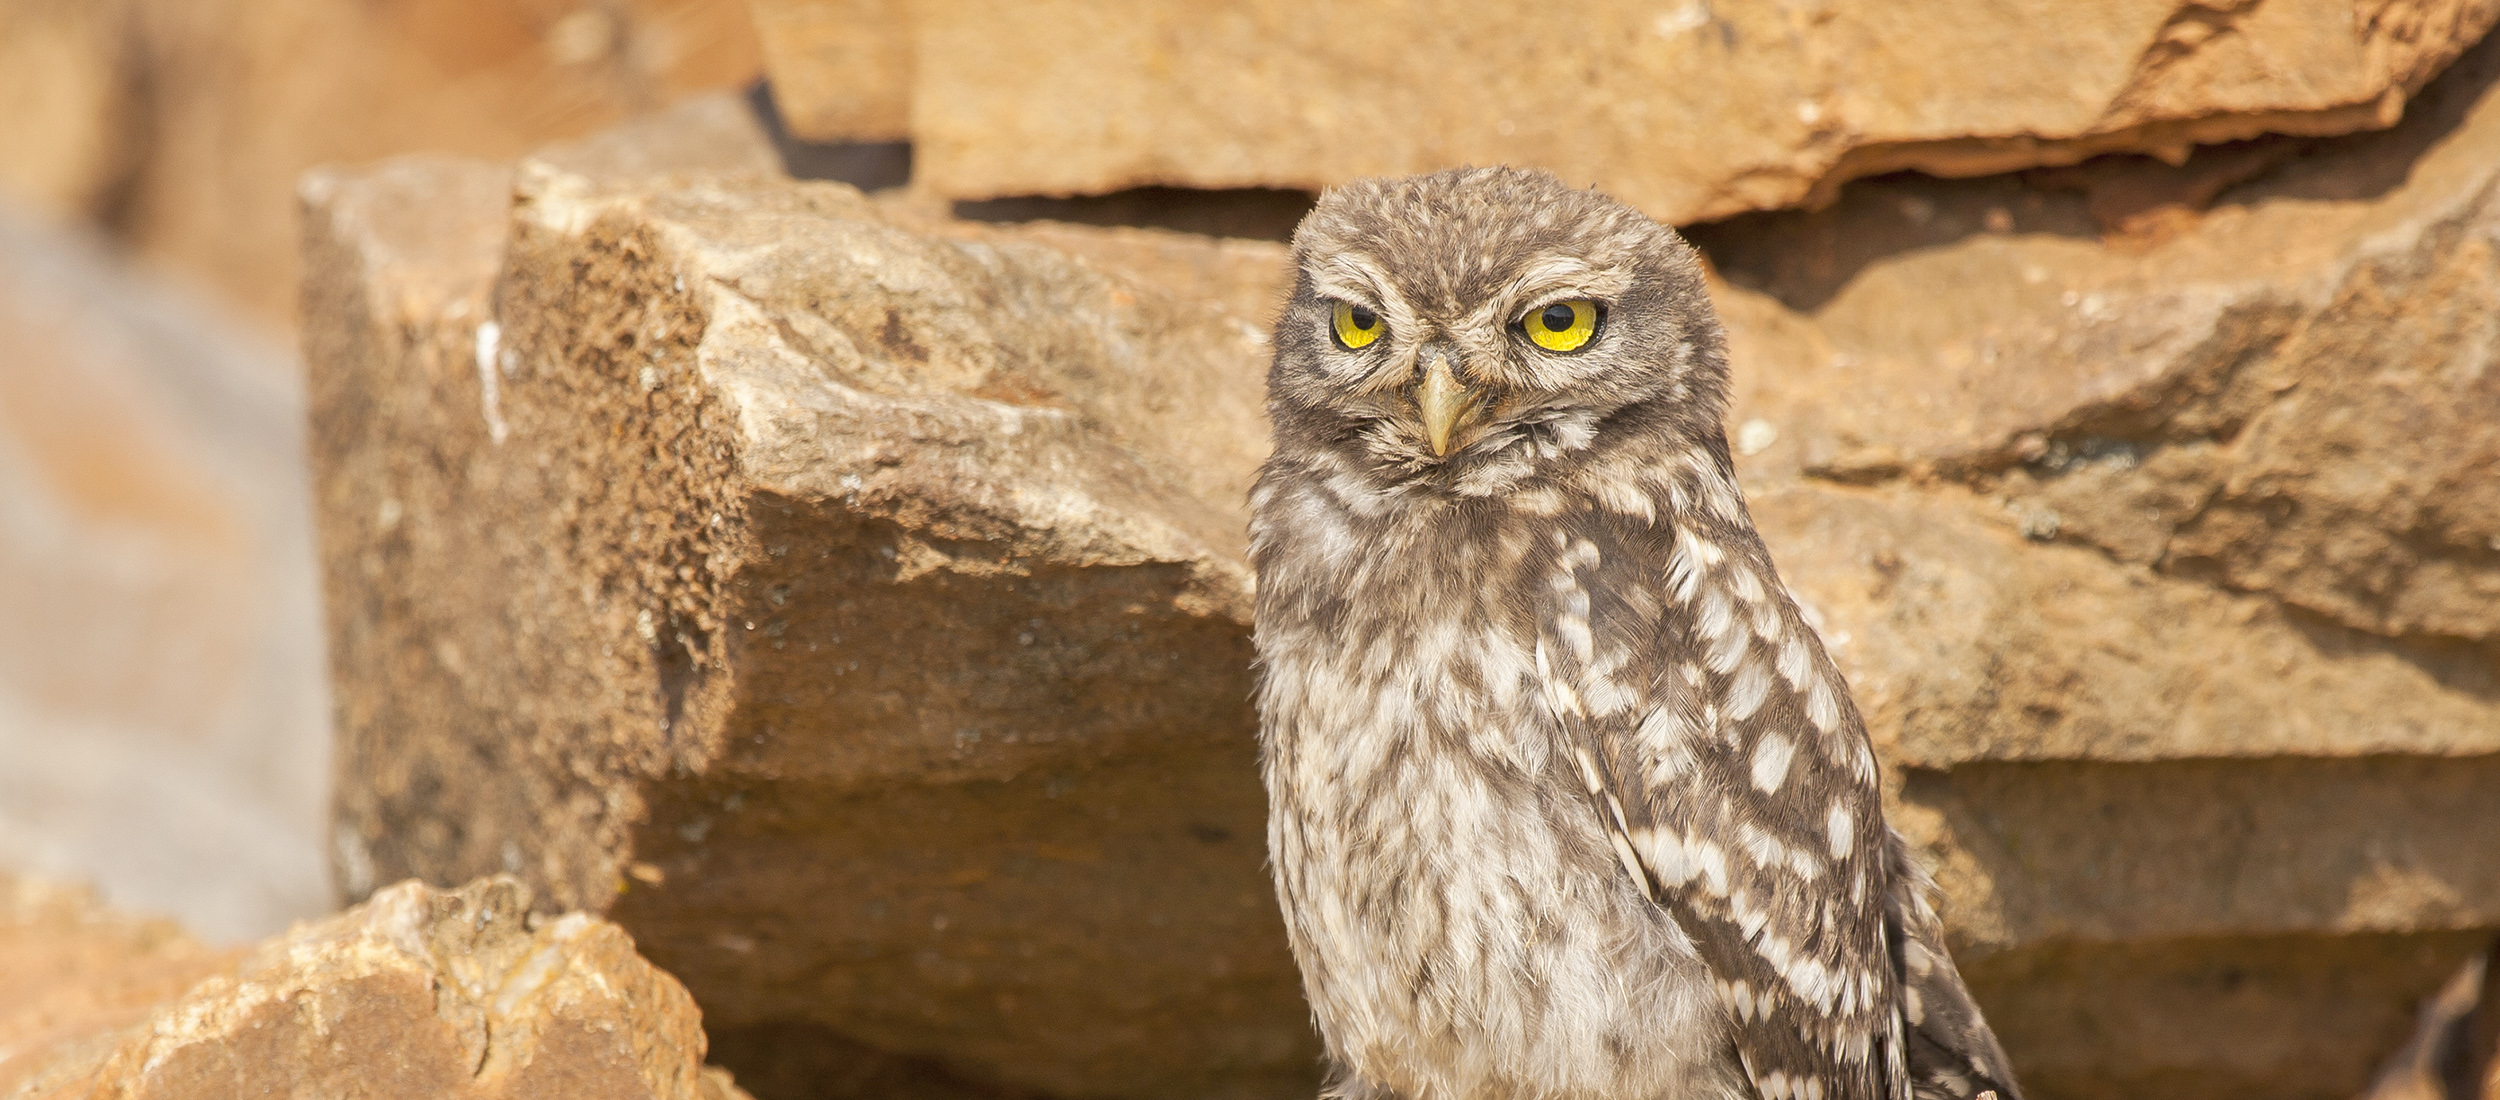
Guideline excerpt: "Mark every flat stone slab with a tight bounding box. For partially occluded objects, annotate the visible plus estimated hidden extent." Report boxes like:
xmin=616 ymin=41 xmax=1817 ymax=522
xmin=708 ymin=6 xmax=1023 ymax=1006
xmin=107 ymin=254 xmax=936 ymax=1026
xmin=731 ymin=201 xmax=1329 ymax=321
xmin=752 ymin=0 xmax=2498 ymax=226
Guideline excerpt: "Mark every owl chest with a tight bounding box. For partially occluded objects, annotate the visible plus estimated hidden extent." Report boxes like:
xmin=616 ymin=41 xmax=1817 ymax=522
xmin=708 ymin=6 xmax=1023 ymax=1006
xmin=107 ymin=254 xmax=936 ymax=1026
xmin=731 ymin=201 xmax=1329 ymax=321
xmin=1257 ymin=608 xmax=1726 ymax=1099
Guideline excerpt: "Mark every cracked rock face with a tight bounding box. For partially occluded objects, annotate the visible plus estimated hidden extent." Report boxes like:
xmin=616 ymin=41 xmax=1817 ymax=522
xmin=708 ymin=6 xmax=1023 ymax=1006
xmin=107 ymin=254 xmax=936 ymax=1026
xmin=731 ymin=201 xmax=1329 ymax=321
xmin=749 ymin=0 xmax=2496 ymax=225
xmin=307 ymin=53 xmax=2500 ymax=1100
xmin=304 ymin=113 xmax=1312 ymax=1100
xmin=0 ymin=874 xmax=741 ymax=1100
xmin=1704 ymin=36 xmax=2500 ymax=1100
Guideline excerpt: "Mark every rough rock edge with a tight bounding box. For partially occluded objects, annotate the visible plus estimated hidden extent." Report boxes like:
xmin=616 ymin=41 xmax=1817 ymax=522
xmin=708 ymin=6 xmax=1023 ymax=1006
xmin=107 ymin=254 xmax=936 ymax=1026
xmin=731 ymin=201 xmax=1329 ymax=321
xmin=77 ymin=876 xmax=735 ymax=1098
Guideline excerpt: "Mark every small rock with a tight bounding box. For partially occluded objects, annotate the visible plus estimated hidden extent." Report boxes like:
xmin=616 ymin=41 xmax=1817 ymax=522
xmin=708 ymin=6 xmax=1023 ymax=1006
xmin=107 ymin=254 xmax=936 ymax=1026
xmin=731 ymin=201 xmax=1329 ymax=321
xmin=0 ymin=874 xmax=746 ymax=1100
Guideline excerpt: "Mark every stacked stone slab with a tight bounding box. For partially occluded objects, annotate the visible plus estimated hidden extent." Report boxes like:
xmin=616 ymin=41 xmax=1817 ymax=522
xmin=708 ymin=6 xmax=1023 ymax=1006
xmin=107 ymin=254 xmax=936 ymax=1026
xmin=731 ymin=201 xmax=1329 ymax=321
xmin=307 ymin=51 xmax=2500 ymax=1100
xmin=746 ymin=0 xmax=2499 ymax=224
xmin=304 ymin=100 xmax=1314 ymax=1100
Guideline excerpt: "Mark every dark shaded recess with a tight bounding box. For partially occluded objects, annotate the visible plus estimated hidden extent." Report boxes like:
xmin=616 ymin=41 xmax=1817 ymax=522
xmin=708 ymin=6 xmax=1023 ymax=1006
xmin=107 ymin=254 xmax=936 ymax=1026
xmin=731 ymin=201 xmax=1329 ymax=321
xmin=1909 ymin=754 xmax=2500 ymax=1099
xmin=708 ymin=1022 xmax=1050 ymax=1100
xmin=2461 ymin=943 xmax=2500 ymax=1100
xmin=746 ymin=79 xmax=913 ymax=192
xmin=1964 ymin=930 xmax=2499 ymax=1100
xmin=624 ymin=756 xmax=1308 ymax=1100
xmin=954 ymin=187 xmax=1317 ymax=243
xmin=608 ymin=500 xmax=1303 ymax=1100
xmin=1906 ymin=754 xmax=2500 ymax=949
xmin=1682 ymin=170 xmax=2101 ymax=312
xmin=1684 ymin=28 xmax=2500 ymax=313
xmin=2268 ymin=603 xmax=2500 ymax=705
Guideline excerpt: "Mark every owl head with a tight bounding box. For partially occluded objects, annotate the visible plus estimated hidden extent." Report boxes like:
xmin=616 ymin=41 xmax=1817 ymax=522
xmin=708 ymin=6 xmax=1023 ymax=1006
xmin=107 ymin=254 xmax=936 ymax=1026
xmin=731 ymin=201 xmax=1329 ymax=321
xmin=1268 ymin=166 xmax=1731 ymax=497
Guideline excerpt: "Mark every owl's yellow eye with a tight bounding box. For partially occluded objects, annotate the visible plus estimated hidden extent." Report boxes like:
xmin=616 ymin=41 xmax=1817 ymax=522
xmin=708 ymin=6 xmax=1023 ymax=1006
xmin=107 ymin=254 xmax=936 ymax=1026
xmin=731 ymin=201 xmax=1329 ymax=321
xmin=1522 ymin=299 xmax=1601 ymax=353
xmin=1332 ymin=301 xmax=1384 ymax=350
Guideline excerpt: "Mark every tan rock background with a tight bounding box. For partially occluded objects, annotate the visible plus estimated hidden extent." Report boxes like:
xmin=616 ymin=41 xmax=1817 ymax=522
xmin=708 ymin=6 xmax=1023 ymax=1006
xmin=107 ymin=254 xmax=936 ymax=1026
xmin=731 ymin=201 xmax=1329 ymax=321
xmin=8 ymin=2 xmax=2500 ymax=1100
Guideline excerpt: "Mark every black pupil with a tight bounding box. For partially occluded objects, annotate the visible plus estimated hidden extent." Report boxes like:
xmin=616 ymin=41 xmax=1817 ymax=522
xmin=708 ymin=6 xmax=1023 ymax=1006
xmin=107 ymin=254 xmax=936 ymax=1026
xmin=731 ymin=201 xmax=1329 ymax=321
xmin=1348 ymin=305 xmax=1377 ymax=330
xmin=1540 ymin=304 xmax=1577 ymax=332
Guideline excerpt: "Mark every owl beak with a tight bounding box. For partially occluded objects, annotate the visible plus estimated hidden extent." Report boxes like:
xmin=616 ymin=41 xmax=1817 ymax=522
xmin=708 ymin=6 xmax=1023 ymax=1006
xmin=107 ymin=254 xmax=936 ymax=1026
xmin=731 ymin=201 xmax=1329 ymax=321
xmin=1416 ymin=355 xmax=1479 ymax=457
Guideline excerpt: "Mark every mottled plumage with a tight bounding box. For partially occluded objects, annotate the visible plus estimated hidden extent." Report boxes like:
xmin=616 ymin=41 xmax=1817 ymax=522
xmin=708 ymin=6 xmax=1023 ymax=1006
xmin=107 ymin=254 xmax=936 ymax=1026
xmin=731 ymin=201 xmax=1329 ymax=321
xmin=1247 ymin=167 xmax=2020 ymax=1100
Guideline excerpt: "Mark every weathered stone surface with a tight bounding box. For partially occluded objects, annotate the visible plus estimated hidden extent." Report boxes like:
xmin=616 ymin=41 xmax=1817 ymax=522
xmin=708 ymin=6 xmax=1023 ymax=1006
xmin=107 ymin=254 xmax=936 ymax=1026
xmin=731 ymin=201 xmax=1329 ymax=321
xmin=0 ymin=874 xmax=745 ymax=1100
xmin=1698 ymin=37 xmax=2500 ymax=1100
xmin=1755 ymin=487 xmax=2500 ymax=769
xmin=1968 ymin=931 xmax=2497 ymax=1100
xmin=1737 ymin=481 xmax=2500 ymax=1100
xmin=306 ymin=143 xmax=1304 ymax=1098
xmin=0 ymin=202 xmax=328 ymax=943
xmin=750 ymin=0 xmax=2498 ymax=224
xmin=746 ymin=0 xmax=911 ymax=141
xmin=1706 ymin=30 xmax=2500 ymax=649
xmin=311 ymin=51 xmax=2500 ymax=1100
xmin=0 ymin=0 xmax=762 ymax=331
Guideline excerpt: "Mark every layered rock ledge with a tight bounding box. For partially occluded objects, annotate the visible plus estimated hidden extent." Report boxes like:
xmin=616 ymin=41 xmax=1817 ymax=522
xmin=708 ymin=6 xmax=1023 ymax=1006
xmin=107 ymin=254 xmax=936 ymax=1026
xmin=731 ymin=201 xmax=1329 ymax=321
xmin=750 ymin=0 xmax=2499 ymax=225
xmin=306 ymin=62 xmax=2500 ymax=1100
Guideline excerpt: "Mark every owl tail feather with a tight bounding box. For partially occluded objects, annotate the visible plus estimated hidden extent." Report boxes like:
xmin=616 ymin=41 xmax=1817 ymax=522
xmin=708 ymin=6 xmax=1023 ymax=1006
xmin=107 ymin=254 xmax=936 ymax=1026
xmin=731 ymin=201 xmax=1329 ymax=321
xmin=1886 ymin=831 xmax=2024 ymax=1100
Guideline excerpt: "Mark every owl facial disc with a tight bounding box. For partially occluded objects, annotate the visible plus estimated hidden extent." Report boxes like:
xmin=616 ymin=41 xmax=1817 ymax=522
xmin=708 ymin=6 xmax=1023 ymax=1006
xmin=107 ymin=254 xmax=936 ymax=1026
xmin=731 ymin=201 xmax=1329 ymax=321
xmin=1415 ymin=351 xmax=1480 ymax=457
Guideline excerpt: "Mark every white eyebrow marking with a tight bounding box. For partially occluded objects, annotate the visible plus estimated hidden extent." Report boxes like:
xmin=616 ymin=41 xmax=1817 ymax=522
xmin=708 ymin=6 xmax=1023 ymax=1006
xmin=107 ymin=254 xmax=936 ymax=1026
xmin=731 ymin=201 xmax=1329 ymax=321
xmin=1306 ymin=251 xmax=1420 ymax=335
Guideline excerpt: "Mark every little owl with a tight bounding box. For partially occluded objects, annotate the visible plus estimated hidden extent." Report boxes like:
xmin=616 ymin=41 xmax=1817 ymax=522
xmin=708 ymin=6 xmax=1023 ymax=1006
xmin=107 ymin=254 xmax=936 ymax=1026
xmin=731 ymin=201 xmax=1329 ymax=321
xmin=1247 ymin=167 xmax=2021 ymax=1100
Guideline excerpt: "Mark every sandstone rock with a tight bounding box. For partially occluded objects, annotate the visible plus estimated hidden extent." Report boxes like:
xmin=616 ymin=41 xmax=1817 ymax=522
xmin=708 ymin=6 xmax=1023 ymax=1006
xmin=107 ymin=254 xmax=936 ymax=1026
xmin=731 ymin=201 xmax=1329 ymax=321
xmin=305 ymin=147 xmax=1305 ymax=1099
xmin=1706 ymin=31 xmax=2500 ymax=647
xmin=747 ymin=0 xmax=911 ymax=142
xmin=749 ymin=0 xmax=2498 ymax=225
xmin=1700 ymin=36 xmax=2500 ymax=1100
xmin=310 ymin=61 xmax=2500 ymax=1100
xmin=0 ymin=874 xmax=744 ymax=1100
xmin=1762 ymin=485 xmax=2500 ymax=1096
xmin=0 ymin=202 xmax=328 ymax=943
xmin=0 ymin=0 xmax=763 ymax=331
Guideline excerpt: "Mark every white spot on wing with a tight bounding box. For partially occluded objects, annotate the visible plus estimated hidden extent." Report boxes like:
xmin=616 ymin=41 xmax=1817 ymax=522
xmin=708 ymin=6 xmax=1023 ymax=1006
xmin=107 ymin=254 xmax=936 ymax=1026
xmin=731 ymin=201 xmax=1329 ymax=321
xmin=1751 ymin=733 xmax=1794 ymax=793
xmin=1697 ymin=587 xmax=1739 ymax=642
xmin=1804 ymin=677 xmax=1841 ymax=733
xmin=1725 ymin=661 xmax=1771 ymax=720
xmin=1707 ymin=625 xmax=1750 ymax=675
xmin=1728 ymin=567 xmax=1767 ymax=604
xmin=1777 ymin=635 xmax=1814 ymax=689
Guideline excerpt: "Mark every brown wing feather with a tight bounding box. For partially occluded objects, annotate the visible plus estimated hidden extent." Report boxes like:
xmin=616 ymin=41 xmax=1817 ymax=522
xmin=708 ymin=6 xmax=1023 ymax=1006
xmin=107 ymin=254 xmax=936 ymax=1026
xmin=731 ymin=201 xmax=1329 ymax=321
xmin=1537 ymin=501 xmax=2019 ymax=1100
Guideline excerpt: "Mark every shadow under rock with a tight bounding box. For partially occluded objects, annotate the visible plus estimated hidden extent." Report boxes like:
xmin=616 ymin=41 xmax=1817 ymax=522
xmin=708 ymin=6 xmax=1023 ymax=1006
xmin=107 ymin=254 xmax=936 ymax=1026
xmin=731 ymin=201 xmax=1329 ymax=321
xmin=953 ymin=187 xmax=1316 ymax=243
xmin=746 ymin=80 xmax=913 ymax=193
xmin=708 ymin=1021 xmax=1049 ymax=1100
xmin=2263 ymin=601 xmax=2500 ymax=705
xmin=1907 ymin=754 xmax=2500 ymax=1099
